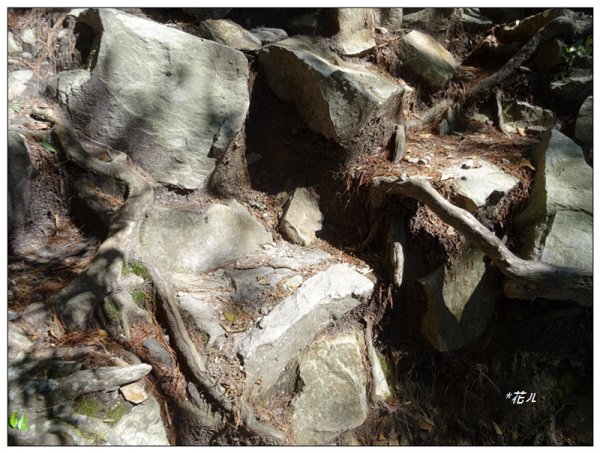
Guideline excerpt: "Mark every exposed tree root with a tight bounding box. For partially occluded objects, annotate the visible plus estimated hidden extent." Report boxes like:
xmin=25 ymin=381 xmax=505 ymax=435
xmin=32 ymin=106 xmax=286 ymax=445
xmin=372 ymin=176 xmax=592 ymax=306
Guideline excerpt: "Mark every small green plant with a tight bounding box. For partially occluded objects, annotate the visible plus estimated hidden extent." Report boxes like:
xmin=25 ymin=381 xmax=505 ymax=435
xmin=125 ymin=261 xmax=150 ymax=280
xmin=565 ymin=35 xmax=593 ymax=66
xmin=8 ymin=412 xmax=29 ymax=431
xmin=132 ymin=289 xmax=146 ymax=308
xmin=74 ymin=396 xmax=101 ymax=417
xmin=40 ymin=138 xmax=57 ymax=154
xmin=10 ymin=102 xmax=23 ymax=112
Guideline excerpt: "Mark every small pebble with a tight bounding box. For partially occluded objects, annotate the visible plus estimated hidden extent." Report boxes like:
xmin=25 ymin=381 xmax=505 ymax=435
xmin=462 ymin=159 xmax=475 ymax=169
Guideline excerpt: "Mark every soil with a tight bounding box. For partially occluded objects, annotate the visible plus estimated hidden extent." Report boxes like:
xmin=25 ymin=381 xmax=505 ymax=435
xmin=7 ymin=7 xmax=593 ymax=446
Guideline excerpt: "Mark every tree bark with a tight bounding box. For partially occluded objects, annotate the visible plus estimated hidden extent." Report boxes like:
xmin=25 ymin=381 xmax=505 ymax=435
xmin=372 ymin=176 xmax=592 ymax=306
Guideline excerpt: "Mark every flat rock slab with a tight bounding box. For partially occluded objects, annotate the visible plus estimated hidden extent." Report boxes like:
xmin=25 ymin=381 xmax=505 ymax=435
xmin=238 ymin=263 xmax=374 ymax=397
xmin=279 ymin=187 xmax=323 ymax=246
xmin=398 ymin=30 xmax=458 ymax=91
xmin=291 ymin=330 xmax=368 ymax=445
xmin=139 ymin=200 xmax=272 ymax=275
xmin=259 ymin=36 xmax=404 ymax=152
xmin=113 ymin=395 xmax=169 ymax=445
xmin=419 ymin=244 xmax=498 ymax=352
xmin=441 ymin=160 xmax=519 ymax=212
xmin=199 ymin=19 xmax=262 ymax=51
xmin=516 ymin=130 xmax=593 ymax=269
xmin=68 ymin=8 xmax=250 ymax=189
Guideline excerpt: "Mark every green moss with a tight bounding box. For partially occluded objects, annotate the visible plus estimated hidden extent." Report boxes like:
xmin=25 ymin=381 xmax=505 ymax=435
xmin=74 ymin=396 xmax=100 ymax=417
xmin=125 ymin=261 xmax=151 ymax=280
xmin=132 ymin=289 xmax=146 ymax=308
xmin=104 ymin=402 xmax=131 ymax=425
xmin=103 ymin=298 xmax=121 ymax=321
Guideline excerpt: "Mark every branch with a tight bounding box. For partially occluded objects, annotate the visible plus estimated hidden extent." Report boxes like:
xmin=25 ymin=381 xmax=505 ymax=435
xmin=372 ymin=176 xmax=592 ymax=306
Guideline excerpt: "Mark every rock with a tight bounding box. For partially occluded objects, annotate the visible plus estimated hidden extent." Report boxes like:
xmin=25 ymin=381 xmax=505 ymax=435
xmin=365 ymin=328 xmax=392 ymax=403
xmin=8 ymin=70 xmax=34 ymax=101
xmin=291 ymin=331 xmax=368 ymax=445
xmin=250 ymin=27 xmax=288 ymax=44
xmin=259 ymin=36 xmax=405 ymax=153
xmin=21 ymin=28 xmax=37 ymax=45
xmin=20 ymin=302 xmax=53 ymax=332
xmin=67 ymin=8 xmax=250 ymax=189
xmin=532 ymin=39 xmax=567 ymax=70
xmin=227 ymin=266 xmax=292 ymax=302
xmin=402 ymin=8 xmax=453 ymax=27
xmin=8 ymin=324 xmax=32 ymax=362
xmin=47 ymin=69 xmax=91 ymax=106
xmin=574 ymin=96 xmax=593 ymax=163
xmin=386 ymin=220 xmax=407 ymax=287
xmin=113 ymin=396 xmax=169 ymax=445
xmin=21 ymin=52 xmax=34 ymax=60
xmin=398 ymin=30 xmax=458 ymax=92
xmin=460 ymin=8 xmax=493 ymax=29
xmin=503 ymin=100 xmax=556 ymax=132
xmin=142 ymin=338 xmax=174 ymax=368
xmin=378 ymin=8 xmax=403 ymax=31
xmin=8 ymin=131 xmax=32 ymax=244
xmin=438 ymin=119 xmax=450 ymax=136
xmin=419 ymin=244 xmax=499 ymax=351
xmin=286 ymin=12 xmax=319 ymax=35
xmin=516 ymin=130 xmax=592 ymax=271
xmin=199 ymin=19 xmax=262 ymax=51
xmin=549 ymin=69 xmax=593 ymax=113
xmin=120 ymin=382 xmax=148 ymax=404
xmin=178 ymin=293 xmax=227 ymax=347
xmin=8 ymin=32 xmax=21 ymax=53
xmin=139 ymin=200 xmax=272 ymax=275
xmin=392 ymin=124 xmax=406 ymax=163
xmin=441 ymin=160 xmax=519 ymax=212
xmin=238 ymin=263 xmax=374 ymax=397
xmin=279 ymin=188 xmax=323 ymax=246
xmin=318 ymin=8 xmax=377 ymax=56
xmin=183 ymin=8 xmax=231 ymax=22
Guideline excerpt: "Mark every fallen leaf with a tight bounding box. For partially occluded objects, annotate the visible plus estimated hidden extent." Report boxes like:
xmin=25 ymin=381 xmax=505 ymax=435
xmin=492 ymin=421 xmax=503 ymax=436
xmin=417 ymin=416 xmax=435 ymax=431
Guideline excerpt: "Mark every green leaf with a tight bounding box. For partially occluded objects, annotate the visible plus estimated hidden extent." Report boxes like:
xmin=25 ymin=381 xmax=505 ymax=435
xmin=16 ymin=415 xmax=29 ymax=431
xmin=8 ymin=412 xmax=19 ymax=429
xmin=224 ymin=311 xmax=236 ymax=323
xmin=41 ymin=138 xmax=57 ymax=154
xmin=10 ymin=102 xmax=23 ymax=112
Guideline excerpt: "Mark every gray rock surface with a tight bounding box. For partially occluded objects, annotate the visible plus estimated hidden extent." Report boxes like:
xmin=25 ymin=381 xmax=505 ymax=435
xmin=139 ymin=201 xmax=272 ymax=275
xmin=8 ymin=324 xmax=32 ymax=362
xmin=8 ymin=131 xmax=32 ymax=243
xmin=419 ymin=244 xmax=499 ymax=352
xmin=516 ymin=130 xmax=592 ymax=271
xmin=250 ymin=27 xmax=288 ymax=44
xmin=178 ymin=293 xmax=227 ymax=347
xmin=318 ymin=8 xmax=377 ymax=56
xmin=199 ymin=19 xmax=262 ymax=51
xmin=47 ymin=69 xmax=91 ymax=106
xmin=378 ymin=8 xmax=403 ymax=31
xmin=279 ymin=187 xmax=323 ymax=246
xmin=550 ymin=69 xmax=593 ymax=112
xmin=21 ymin=28 xmax=37 ymax=45
xmin=291 ymin=331 xmax=368 ymax=445
xmin=8 ymin=70 xmax=34 ymax=100
xmin=503 ymin=100 xmax=556 ymax=132
xmin=441 ymin=160 xmax=519 ymax=212
xmin=574 ymin=96 xmax=593 ymax=163
xmin=398 ymin=30 xmax=458 ymax=91
xmin=113 ymin=396 xmax=169 ymax=445
xmin=259 ymin=36 xmax=405 ymax=153
xmin=238 ymin=263 xmax=374 ymax=397
xmin=142 ymin=338 xmax=174 ymax=368
xmin=8 ymin=31 xmax=21 ymax=53
xmin=67 ymin=8 xmax=250 ymax=189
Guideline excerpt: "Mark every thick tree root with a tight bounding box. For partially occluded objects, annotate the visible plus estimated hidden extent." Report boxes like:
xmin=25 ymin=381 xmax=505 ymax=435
xmin=372 ymin=176 xmax=592 ymax=306
xmin=32 ymin=107 xmax=154 ymax=335
xmin=143 ymin=262 xmax=287 ymax=444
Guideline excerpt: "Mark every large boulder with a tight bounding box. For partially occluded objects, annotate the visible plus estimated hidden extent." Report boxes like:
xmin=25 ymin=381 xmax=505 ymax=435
xmin=398 ymin=30 xmax=458 ymax=92
xmin=419 ymin=244 xmax=499 ymax=352
xmin=516 ymin=130 xmax=592 ymax=271
xmin=47 ymin=69 xmax=91 ymax=106
xmin=67 ymin=8 xmax=250 ymax=189
xmin=574 ymin=96 xmax=593 ymax=163
xmin=8 ymin=131 xmax=32 ymax=246
xmin=549 ymin=68 xmax=593 ymax=114
xmin=259 ymin=36 xmax=405 ymax=154
xmin=441 ymin=160 xmax=519 ymax=212
xmin=199 ymin=19 xmax=262 ymax=51
xmin=138 ymin=201 xmax=272 ymax=275
xmin=279 ymin=187 xmax=323 ymax=246
xmin=317 ymin=8 xmax=377 ymax=56
xmin=291 ymin=330 xmax=369 ymax=444
xmin=238 ymin=263 xmax=374 ymax=397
